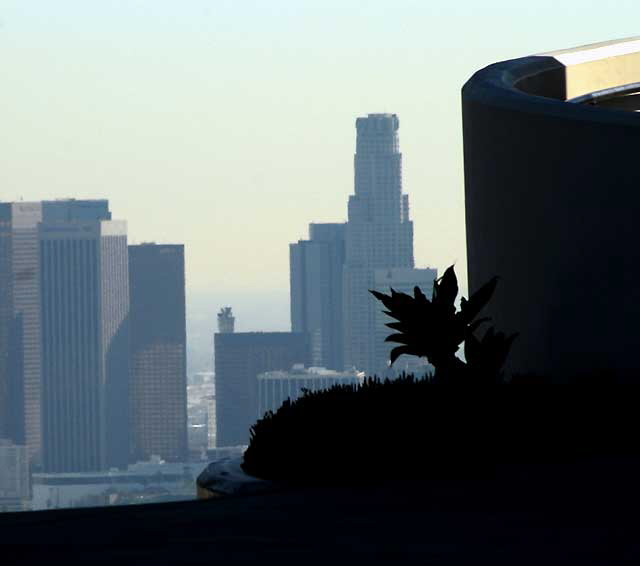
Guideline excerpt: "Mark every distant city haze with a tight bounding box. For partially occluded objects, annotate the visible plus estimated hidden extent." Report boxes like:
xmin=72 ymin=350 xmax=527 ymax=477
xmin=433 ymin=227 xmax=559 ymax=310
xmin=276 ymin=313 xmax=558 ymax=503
xmin=2 ymin=1 xmax=638 ymax=331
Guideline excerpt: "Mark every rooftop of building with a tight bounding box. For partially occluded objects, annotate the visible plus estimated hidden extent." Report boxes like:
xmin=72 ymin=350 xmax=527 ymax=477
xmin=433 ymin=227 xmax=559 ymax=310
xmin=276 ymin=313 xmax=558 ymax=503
xmin=258 ymin=365 xmax=364 ymax=380
xmin=214 ymin=331 xmax=307 ymax=342
xmin=32 ymin=461 xmax=204 ymax=485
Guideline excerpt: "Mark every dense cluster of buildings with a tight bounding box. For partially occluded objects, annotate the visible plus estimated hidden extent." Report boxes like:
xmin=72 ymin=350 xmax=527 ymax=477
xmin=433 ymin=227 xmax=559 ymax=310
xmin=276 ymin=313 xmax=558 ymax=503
xmin=0 ymin=113 xmax=435 ymax=509
xmin=214 ymin=114 xmax=436 ymax=447
xmin=0 ymin=201 xmax=187 ymax=508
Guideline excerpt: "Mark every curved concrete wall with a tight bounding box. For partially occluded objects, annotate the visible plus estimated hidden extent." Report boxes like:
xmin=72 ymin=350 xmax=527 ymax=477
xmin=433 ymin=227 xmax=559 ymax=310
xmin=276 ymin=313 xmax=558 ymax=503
xmin=462 ymin=38 xmax=640 ymax=381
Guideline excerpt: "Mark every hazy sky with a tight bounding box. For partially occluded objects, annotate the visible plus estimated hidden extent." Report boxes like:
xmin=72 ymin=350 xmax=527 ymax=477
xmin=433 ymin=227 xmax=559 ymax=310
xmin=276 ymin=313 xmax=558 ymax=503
xmin=2 ymin=1 xmax=639 ymax=308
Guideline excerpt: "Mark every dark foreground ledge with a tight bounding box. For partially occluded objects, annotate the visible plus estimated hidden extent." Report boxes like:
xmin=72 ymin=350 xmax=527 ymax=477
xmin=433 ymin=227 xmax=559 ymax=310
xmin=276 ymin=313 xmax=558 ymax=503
xmin=2 ymin=456 xmax=640 ymax=564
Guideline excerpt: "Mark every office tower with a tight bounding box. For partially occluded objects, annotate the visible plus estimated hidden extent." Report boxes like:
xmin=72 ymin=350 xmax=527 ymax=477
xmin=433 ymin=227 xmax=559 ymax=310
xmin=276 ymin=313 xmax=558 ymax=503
xmin=214 ymin=330 xmax=308 ymax=447
xmin=129 ymin=243 xmax=187 ymax=463
xmin=39 ymin=203 xmax=129 ymax=472
xmin=0 ymin=200 xmax=113 ymax=467
xmin=290 ymin=223 xmax=346 ymax=370
xmin=373 ymin=267 xmax=437 ymax=376
xmin=257 ymin=365 xmax=363 ymax=417
xmin=0 ymin=203 xmax=44 ymax=461
xmin=343 ymin=114 xmax=415 ymax=376
xmin=0 ymin=207 xmax=9 ymax=441
xmin=217 ymin=307 xmax=235 ymax=334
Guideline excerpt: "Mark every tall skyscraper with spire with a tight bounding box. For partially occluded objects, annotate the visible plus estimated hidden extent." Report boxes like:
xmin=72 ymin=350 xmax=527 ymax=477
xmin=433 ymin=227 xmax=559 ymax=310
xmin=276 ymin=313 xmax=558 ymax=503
xmin=289 ymin=113 xmax=436 ymax=377
xmin=344 ymin=114 xmax=419 ymax=376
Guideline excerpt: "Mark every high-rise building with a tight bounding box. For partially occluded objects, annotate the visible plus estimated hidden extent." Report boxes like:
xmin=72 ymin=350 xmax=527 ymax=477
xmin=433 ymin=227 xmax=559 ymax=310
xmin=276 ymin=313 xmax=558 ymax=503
xmin=214 ymin=330 xmax=308 ymax=447
xmin=0 ymin=200 xmax=115 ymax=468
xmin=290 ymin=223 xmax=346 ymax=370
xmin=129 ymin=243 xmax=187 ymax=463
xmin=0 ymin=203 xmax=44 ymax=461
xmin=39 ymin=204 xmax=129 ymax=472
xmin=0 ymin=207 xmax=10 ymax=443
xmin=343 ymin=114 xmax=415 ymax=376
xmin=257 ymin=365 xmax=364 ymax=417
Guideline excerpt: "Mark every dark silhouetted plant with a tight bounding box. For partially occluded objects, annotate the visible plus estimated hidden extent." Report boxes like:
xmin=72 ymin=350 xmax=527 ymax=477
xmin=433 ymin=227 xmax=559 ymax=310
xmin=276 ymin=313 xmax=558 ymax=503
xmin=370 ymin=265 xmax=517 ymax=382
xmin=242 ymin=371 xmax=633 ymax=482
xmin=242 ymin=374 xmax=492 ymax=482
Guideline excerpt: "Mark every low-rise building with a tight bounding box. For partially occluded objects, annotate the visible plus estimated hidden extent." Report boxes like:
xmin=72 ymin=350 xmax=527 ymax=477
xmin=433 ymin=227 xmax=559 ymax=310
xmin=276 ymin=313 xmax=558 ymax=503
xmin=215 ymin=330 xmax=308 ymax=447
xmin=31 ymin=457 xmax=204 ymax=510
xmin=0 ymin=439 xmax=29 ymax=511
xmin=257 ymin=365 xmax=364 ymax=417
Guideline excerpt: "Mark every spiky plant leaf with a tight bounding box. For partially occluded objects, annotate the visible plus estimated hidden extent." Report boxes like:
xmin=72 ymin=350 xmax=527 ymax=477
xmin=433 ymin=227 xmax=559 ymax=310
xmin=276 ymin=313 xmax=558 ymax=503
xmin=370 ymin=266 xmax=516 ymax=381
xmin=459 ymin=276 xmax=498 ymax=324
xmin=433 ymin=266 xmax=458 ymax=312
xmin=384 ymin=333 xmax=412 ymax=345
xmin=467 ymin=317 xmax=491 ymax=334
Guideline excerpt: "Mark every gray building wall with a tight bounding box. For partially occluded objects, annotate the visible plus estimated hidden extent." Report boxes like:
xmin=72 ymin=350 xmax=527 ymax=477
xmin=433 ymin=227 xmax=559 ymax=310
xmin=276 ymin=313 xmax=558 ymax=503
xmin=6 ymin=203 xmax=43 ymax=463
xmin=0 ymin=440 xmax=29 ymax=501
xmin=0 ymin=204 xmax=13 ymax=441
xmin=343 ymin=114 xmax=414 ymax=376
xmin=0 ymin=200 xmax=116 ymax=468
xmin=290 ymin=223 xmax=345 ymax=370
xmin=257 ymin=367 xmax=363 ymax=417
xmin=462 ymin=46 xmax=640 ymax=381
xmin=129 ymin=243 xmax=187 ymax=463
xmin=100 ymin=222 xmax=130 ymax=470
xmin=40 ymin=213 xmax=129 ymax=472
xmin=214 ymin=332 xmax=308 ymax=447
xmin=0 ymin=439 xmax=29 ymax=510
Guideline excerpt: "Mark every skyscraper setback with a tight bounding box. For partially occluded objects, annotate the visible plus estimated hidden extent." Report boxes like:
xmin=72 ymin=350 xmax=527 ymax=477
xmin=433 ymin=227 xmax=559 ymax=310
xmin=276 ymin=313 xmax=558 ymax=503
xmin=290 ymin=223 xmax=346 ymax=370
xmin=129 ymin=243 xmax=187 ymax=463
xmin=343 ymin=114 xmax=415 ymax=376
xmin=288 ymin=114 xmax=435 ymax=376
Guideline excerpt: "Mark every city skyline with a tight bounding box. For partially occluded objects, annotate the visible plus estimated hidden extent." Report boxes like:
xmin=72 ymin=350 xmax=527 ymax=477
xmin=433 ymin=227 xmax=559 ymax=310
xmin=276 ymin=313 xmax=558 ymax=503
xmin=4 ymin=1 xmax=633 ymax=308
xmin=214 ymin=331 xmax=308 ymax=447
xmin=1 ymin=6 xmax=640 ymax=560
xmin=0 ymin=199 xmax=193 ymax=479
xmin=0 ymin=199 xmax=131 ymax=471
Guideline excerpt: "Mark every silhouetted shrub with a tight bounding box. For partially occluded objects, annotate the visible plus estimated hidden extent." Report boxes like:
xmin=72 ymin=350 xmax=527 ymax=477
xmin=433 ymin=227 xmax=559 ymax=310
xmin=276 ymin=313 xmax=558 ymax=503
xmin=242 ymin=268 xmax=640 ymax=483
xmin=242 ymin=373 xmax=640 ymax=483
xmin=509 ymin=373 xmax=551 ymax=384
